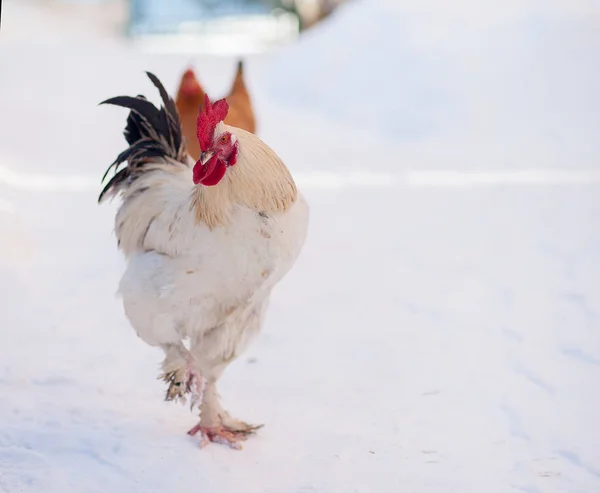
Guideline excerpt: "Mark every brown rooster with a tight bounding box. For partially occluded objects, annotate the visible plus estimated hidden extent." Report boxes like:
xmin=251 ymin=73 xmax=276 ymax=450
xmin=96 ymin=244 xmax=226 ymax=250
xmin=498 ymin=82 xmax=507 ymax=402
xmin=175 ymin=60 xmax=256 ymax=162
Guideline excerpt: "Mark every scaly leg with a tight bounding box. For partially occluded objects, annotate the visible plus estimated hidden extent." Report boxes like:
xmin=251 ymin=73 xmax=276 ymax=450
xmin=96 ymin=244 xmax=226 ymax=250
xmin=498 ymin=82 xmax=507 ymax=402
xmin=187 ymin=380 xmax=262 ymax=449
xmin=187 ymin=302 xmax=267 ymax=448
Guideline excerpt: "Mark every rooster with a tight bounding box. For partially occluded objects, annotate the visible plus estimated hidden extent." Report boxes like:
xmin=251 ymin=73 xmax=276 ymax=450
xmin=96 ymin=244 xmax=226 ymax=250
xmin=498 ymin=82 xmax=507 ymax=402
xmin=175 ymin=61 xmax=256 ymax=162
xmin=99 ymin=72 xmax=309 ymax=448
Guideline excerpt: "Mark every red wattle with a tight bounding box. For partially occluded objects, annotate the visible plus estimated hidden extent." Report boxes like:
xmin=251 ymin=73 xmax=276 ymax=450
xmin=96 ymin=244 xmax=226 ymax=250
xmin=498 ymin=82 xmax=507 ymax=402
xmin=193 ymin=155 xmax=215 ymax=184
xmin=192 ymin=156 xmax=227 ymax=186
xmin=199 ymin=161 xmax=227 ymax=186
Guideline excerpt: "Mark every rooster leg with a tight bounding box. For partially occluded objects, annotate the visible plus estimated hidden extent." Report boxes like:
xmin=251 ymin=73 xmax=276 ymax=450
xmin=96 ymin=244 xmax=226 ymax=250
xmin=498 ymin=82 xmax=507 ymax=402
xmin=160 ymin=343 xmax=205 ymax=407
xmin=187 ymin=380 xmax=262 ymax=449
xmin=187 ymin=303 xmax=267 ymax=448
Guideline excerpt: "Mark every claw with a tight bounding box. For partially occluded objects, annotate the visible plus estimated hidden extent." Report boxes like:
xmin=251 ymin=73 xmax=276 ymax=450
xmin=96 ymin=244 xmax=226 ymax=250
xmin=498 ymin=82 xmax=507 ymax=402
xmin=187 ymin=423 xmax=262 ymax=449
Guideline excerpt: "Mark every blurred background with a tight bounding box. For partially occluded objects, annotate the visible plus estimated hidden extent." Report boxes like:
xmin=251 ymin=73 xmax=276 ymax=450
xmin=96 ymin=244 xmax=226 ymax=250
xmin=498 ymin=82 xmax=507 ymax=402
xmin=4 ymin=0 xmax=348 ymax=51
xmin=1 ymin=1 xmax=600 ymax=492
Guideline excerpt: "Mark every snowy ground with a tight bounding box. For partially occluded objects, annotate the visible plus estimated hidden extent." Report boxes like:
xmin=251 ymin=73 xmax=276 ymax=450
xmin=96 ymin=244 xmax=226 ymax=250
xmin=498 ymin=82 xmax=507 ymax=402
xmin=1 ymin=1 xmax=600 ymax=492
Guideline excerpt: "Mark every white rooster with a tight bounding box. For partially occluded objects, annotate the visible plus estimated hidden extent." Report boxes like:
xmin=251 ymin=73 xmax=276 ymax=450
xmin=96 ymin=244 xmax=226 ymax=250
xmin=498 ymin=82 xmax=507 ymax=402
xmin=99 ymin=72 xmax=309 ymax=448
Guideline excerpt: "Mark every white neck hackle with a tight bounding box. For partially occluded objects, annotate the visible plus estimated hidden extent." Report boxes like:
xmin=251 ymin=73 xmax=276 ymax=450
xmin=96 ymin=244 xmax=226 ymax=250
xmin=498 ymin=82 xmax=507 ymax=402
xmin=191 ymin=125 xmax=297 ymax=229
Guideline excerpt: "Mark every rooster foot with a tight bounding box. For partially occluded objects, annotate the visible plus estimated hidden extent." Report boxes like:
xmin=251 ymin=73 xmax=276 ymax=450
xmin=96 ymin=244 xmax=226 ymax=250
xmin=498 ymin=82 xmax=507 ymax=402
xmin=187 ymin=422 xmax=263 ymax=450
xmin=161 ymin=364 xmax=205 ymax=408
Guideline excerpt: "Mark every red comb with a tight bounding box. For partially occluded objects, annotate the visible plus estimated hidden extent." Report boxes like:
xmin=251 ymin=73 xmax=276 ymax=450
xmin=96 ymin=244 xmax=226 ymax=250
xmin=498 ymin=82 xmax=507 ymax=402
xmin=196 ymin=94 xmax=229 ymax=151
xmin=183 ymin=68 xmax=196 ymax=79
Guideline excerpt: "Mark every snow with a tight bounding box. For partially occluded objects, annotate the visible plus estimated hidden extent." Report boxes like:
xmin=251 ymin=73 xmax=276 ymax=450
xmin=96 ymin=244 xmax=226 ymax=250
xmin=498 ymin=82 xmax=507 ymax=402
xmin=269 ymin=0 xmax=600 ymax=171
xmin=1 ymin=0 xmax=600 ymax=492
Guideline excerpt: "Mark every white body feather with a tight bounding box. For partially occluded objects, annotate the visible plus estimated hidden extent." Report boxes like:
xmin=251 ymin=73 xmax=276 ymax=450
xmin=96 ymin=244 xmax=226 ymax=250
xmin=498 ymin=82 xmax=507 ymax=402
xmin=118 ymin=174 xmax=309 ymax=362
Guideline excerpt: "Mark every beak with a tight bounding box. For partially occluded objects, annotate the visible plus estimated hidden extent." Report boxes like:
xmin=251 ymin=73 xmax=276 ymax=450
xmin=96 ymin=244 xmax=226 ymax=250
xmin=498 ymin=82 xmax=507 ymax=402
xmin=199 ymin=150 xmax=214 ymax=165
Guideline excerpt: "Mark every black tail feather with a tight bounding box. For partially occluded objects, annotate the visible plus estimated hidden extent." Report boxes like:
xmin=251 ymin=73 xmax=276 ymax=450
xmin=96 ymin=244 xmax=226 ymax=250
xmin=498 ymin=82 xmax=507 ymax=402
xmin=146 ymin=72 xmax=182 ymax=153
xmin=99 ymin=72 xmax=187 ymax=203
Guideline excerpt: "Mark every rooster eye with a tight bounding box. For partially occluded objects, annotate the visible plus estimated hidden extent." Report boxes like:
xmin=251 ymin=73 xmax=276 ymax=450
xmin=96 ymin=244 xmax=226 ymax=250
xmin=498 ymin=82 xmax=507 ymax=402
xmin=220 ymin=135 xmax=228 ymax=144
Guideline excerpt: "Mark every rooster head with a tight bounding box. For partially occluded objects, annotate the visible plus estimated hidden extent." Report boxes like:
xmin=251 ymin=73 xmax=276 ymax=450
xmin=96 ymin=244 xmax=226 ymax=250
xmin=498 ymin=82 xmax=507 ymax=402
xmin=193 ymin=94 xmax=239 ymax=186
xmin=178 ymin=68 xmax=205 ymax=99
